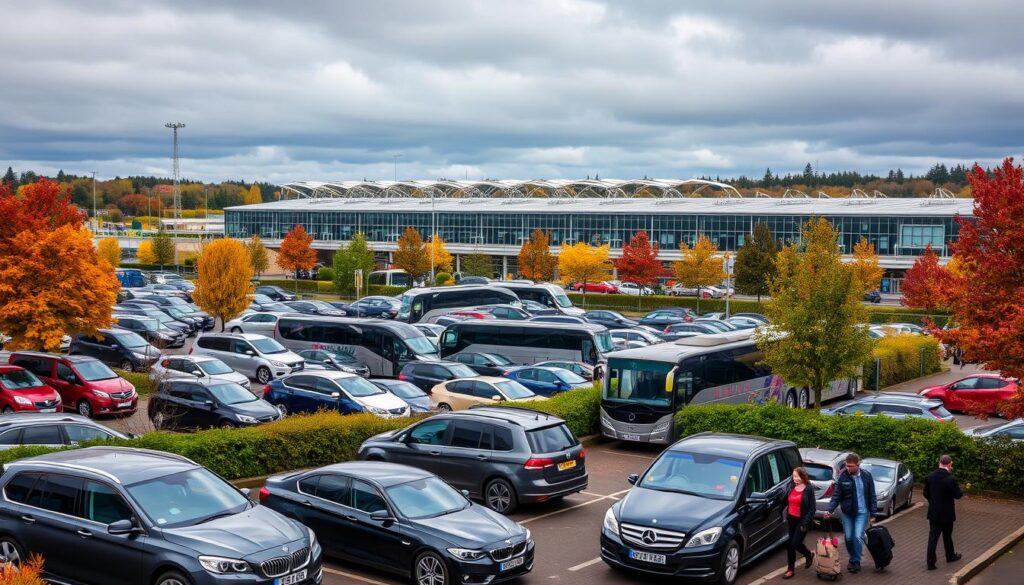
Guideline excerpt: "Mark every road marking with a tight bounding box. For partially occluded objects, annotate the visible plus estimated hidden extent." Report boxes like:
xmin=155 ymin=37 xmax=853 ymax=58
xmin=580 ymin=491 xmax=611 ymax=498
xmin=568 ymin=557 xmax=604 ymax=572
xmin=520 ymin=489 xmax=631 ymax=525
xmin=322 ymin=566 xmax=391 ymax=585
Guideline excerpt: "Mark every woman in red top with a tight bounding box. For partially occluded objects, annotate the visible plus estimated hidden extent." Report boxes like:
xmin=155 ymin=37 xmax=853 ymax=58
xmin=784 ymin=466 xmax=816 ymax=579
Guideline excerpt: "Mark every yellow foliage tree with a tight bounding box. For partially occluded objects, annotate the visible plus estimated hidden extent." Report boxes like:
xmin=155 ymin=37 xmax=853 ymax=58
xmin=246 ymin=234 xmax=269 ymax=279
xmin=136 ymin=239 xmax=156 ymax=264
xmin=192 ymin=239 xmax=254 ymax=330
xmin=96 ymin=237 xmax=121 ymax=267
xmin=244 ymin=184 xmax=263 ymax=205
xmin=394 ymin=227 xmax=430 ymax=281
xmin=851 ymin=237 xmax=885 ymax=293
xmin=0 ymin=225 xmax=119 ymax=351
xmin=428 ymin=234 xmax=454 ymax=274
xmin=673 ymin=234 xmax=726 ymax=307
xmin=558 ymin=242 xmax=613 ymax=307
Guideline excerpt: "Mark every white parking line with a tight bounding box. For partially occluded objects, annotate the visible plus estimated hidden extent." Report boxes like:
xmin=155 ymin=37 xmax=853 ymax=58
xmin=520 ymin=489 xmax=631 ymax=525
xmin=568 ymin=557 xmax=604 ymax=572
xmin=322 ymin=566 xmax=391 ymax=585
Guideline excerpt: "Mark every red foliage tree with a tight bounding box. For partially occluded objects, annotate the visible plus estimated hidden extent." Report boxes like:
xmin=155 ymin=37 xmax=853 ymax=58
xmin=615 ymin=230 xmax=661 ymax=285
xmin=939 ymin=158 xmax=1024 ymax=418
xmin=116 ymin=194 xmax=152 ymax=216
xmin=901 ymin=245 xmax=950 ymax=311
xmin=0 ymin=178 xmax=84 ymax=244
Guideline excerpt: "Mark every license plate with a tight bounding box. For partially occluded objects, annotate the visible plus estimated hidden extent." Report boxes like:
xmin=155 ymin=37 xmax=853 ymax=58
xmin=39 ymin=408 xmax=56 ymax=413
xmin=275 ymin=569 xmax=306 ymax=585
xmin=557 ymin=460 xmax=577 ymax=471
xmin=118 ymin=401 xmax=132 ymax=408
xmin=500 ymin=556 xmax=525 ymax=571
xmin=622 ymin=433 xmax=641 ymax=441
xmin=629 ymin=550 xmax=666 ymax=564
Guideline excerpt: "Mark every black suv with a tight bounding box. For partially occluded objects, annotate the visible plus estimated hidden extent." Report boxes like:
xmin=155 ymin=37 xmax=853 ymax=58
xmin=398 ymin=361 xmax=479 ymax=393
xmin=601 ymin=433 xmax=802 ymax=584
xmin=0 ymin=447 xmax=322 ymax=585
xmin=148 ymin=379 xmax=282 ymax=430
xmin=69 ymin=328 xmax=160 ymax=372
xmin=358 ymin=406 xmax=587 ymax=514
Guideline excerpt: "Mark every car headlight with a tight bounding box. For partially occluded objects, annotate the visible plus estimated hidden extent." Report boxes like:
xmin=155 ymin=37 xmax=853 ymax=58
xmin=366 ymin=405 xmax=388 ymax=415
xmin=603 ymin=507 xmax=619 ymax=534
xmin=91 ymin=389 xmax=111 ymax=398
xmin=13 ymin=396 xmax=32 ymax=406
xmin=447 ymin=548 xmax=486 ymax=561
xmin=308 ymin=527 xmax=320 ymax=552
xmin=235 ymin=415 xmax=258 ymax=424
xmin=685 ymin=527 xmax=722 ymax=548
xmin=133 ymin=352 xmax=148 ymax=359
xmin=652 ymin=421 xmax=670 ymax=434
xmin=198 ymin=555 xmax=252 ymax=574
xmin=270 ymin=360 xmax=286 ymax=367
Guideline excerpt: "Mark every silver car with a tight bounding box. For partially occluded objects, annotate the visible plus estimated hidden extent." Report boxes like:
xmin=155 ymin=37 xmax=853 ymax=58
xmin=861 ymin=457 xmax=915 ymax=517
xmin=224 ymin=311 xmax=288 ymax=336
xmin=149 ymin=355 xmax=252 ymax=391
xmin=964 ymin=418 xmax=1024 ymax=440
xmin=799 ymin=447 xmax=851 ymax=520
xmin=191 ymin=333 xmax=305 ymax=384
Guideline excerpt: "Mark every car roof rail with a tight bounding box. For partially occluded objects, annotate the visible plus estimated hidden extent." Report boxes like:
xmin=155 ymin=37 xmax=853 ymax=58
xmin=467 ymin=405 xmax=556 ymax=422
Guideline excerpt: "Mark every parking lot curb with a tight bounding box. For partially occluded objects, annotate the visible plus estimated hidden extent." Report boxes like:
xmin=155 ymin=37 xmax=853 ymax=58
xmin=950 ymin=524 xmax=1024 ymax=585
xmin=580 ymin=434 xmax=604 ymax=447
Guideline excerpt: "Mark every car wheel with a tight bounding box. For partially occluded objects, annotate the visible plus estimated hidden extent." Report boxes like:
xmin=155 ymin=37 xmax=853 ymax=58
xmin=906 ymin=490 xmax=913 ymax=508
xmin=256 ymin=367 xmax=272 ymax=384
xmin=484 ymin=478 xmax=517 ymax=514
xmin=120 ymin=360 xmax=134 ymax=372
xmin=276 ymin=403 xmax=288 ymax=417
xmin=231 ymin=326 xmax=242 ymax=333
xmin=436 ymin=403 xmax=452 ymax=413
xmin=155 ymin=570 xmax=192 ymax=585
xmin=0 ymin=536 xmax=24 ymax=566
xmin=152 ymin=411 xmax=166 ymax=430
xmin=2 ymin=406 xmax=13 ymax=414
xmin=798 ymin=388 xmax=810 ymax=410
xmin=785 ymin=390 xmax=797 ymax=409
xmin=887 ymin=498 xmax=895 ymax=517
xmin=219 ymin=420 xmax=235 ymax=429
xmin=718 ymin=539 xmax=741 ymax=585
xmin=77 ymin=399 xmax=93 ymax=418
xmin=414 ymin=551 xmax=448 ymax=585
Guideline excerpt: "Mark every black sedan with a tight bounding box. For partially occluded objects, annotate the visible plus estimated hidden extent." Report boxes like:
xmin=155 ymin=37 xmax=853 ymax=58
xmin=254 ymin=284 xmax=297 ymax=301
xmin=261 ymin=462 xmax=534 ymax=585
xmin=583 ymin=310 xmax=639 ymax=330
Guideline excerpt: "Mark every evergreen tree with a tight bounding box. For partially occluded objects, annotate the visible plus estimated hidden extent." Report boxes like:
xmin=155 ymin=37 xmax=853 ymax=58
xmin=461 ymin=252 xmax=493 ymax=278
xmin=895 ymin=169 xmax=905 ymax=183
xmin=332 ymin=232 xmax=376 ymax=294
xmin=1 ymin=167 xmax=15 ymax=189
xmin=56 ymin=170 xmax=66 ymax=182
xmin=734 ymin=223 xmax=777 ymax=301
xmin=762 ymin=168 xmax=775 ymax=187
xmin=803 ymin=163 xmax=815 ymax=186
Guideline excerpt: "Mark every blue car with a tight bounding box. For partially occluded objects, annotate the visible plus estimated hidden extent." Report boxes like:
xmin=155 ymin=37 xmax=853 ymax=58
xmin=371 ymin=378 xmax=433 ymax=413
xmin=334 ymin=296 xmax=402 ymax=318
xmin=503 ymin=366 xmax=592 ymax=396
xmin=263 ymin=370 xmax=411 ymax=418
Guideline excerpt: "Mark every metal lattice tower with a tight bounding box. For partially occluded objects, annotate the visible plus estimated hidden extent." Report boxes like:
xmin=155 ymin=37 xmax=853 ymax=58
xmin=165 ymin=122 xmax=185 ymax=265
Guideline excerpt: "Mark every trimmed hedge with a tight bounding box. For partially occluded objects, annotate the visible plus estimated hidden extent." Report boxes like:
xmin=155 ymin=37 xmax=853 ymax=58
xmin=675 ymin=404 xmax=1024 ymax=496
xmin=258 ymin=279 xmax=335 ymax=294
xmin=864 ymin=335 xmax=943 ymax=390
xmin=114 ymin=370 xmax=154 ymax=396
xmin=493 ymin=387 xmax=601 ymax=440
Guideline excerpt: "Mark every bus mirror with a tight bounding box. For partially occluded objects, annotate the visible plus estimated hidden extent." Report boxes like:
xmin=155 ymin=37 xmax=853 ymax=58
xmin=665 ymin=366 xmax=677 ymax=393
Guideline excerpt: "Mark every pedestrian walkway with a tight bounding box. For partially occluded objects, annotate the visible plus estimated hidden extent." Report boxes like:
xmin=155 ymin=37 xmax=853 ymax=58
xmin=881 ymin=362 xmax=985 ymax=395
xmin=748 ymin=488 xmax=1024 ymax=585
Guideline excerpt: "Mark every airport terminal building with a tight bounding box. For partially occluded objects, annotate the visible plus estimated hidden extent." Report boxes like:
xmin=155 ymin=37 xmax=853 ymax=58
xmin=225 ymin=179 xmax=973 ymax=291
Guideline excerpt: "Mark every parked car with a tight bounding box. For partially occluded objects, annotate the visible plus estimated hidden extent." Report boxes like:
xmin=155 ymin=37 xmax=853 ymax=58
xmin=116 ymin=303 xmax=196 ymax=336
xmin=617 ymin=282 xmax=653 ymax=296
xmin=733 ymin=313 xmax=769 ymax=324
xmin=251 ymin=301 xmax=293 ymax=313
xmin=584 ymin=310 xmax=638 ymax=330
xmin=694 ymin=318 xmax=738 ymax=332
xmin=0 ymin=446 xmax=321 ymax=585
xmin=8 ymin=352 xmax=138 ymax=418
xmin=139 ymin=296 xmax=215 ymax=330
xmin=0 ymin=365 xmax=62 ymax=413
xmin=449 ymin=351 xmax=516 ymax=376
xmin=371 ymin=379 xmax=433 ymax=413
xmin=283 ymin=300 xmax=347 ymax=317
xmin=864 ymin=290 xmax=883 ymax=303
xmin=610 ymin=328 xmax=663 ymax=347
xmin=255 ymin=284 xmax=297 ymax=301
xmin=571 ymin=281 xmax=619 ymax=294
xmin=225 ymin=311 xmax=286 ymax=336
xmin=638 ymin=308 xmax=695 ymax=330
xmin=451 ymin=305 xmax=532 ymax=321
xmin=414 ymin=323 xmax=446 ymax=342
xmin=69 ymin=328 xmax=160 ymax=372
xmin=964 ymin=418 xmax=1024 ymax=440
xmin=398 ymin=361 xmax=480 ymax=393
xmin=191 ymin=333 xmax=304 ymax=384
xmin=431 ymin=377 xmax=543 ymax=411
xmin=534 ymin=360 xmax=595 ymax=381
xmin=149 ymin=355 xmax=251 ymax=390
xmin=521 ymin=299 xmax=558 ymax=315
xmin=918 ymin=374 xmax=1018 ymax=415
xmin=262 ymin=370 xmax=409 ymax=418
xmin=149 ymin=379 xmax=282 ymax=430
xmin=667 ymin=284 xmax=716 ymax=298
xmin=725 ymin=316 xmax=762 ymax=330
xmin=337 ymin=296 xmax=402 ymax=318
xmin=149 ymin=283 xmax=191 ymax=301
xmin=661 ymin=321 xmax=723 ymax=341
xmin=860 ymin=457 xmax=915 ymax=517
xmin=297 ymin=349 xmax=371 ymax=377
xmin=798 ymin=447 xmax=851 ymax=521
xmin=113 ymin=314 xmax=186 ymax=348
xmin=528 ymin=315 xmax=588 ymax=324
xmin=503 ymin=366 xmax=592 ymax=396
xmin=822 ymin=394 xmax=954 ymax=422
xmin=0 ymin=412 xmax=132 ymax=449
xmin=601 ymin=433 xmax=802 ymax=584
xmin=261 ymin=461 xmax=533 ymax=582
xmin=358 ymin=407 xmax=587 ymax=513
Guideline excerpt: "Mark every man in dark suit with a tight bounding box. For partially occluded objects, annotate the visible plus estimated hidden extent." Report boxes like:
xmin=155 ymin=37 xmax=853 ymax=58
xmin=924 ymin=454 xmax=964 ymax=570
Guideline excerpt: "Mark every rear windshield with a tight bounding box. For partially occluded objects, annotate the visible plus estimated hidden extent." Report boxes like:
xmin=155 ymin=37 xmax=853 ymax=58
xmin=526 ymin=424 xmax=577 ymax=453
xmin=930 ymin=405 xmax=952 ymax=418
xmin=804 ymin=463 xmax=835 ymax=482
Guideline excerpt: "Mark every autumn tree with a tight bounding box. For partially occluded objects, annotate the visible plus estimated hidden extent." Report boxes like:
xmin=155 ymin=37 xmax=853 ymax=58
xmin=136 ymin=240 xmax=157 ymax=264
xmin=0 ymin=225 xmax=119 ymax=351
xmin=244 ymin=184 xmax=263 ymax=205
xmin=518 ymin=229 xmax=556 ymax=281
xmin=673 ymin=234 xmax=726 ymax=311
xmin=558 ymin=242 xmax=613 ymax=308
xmin=193 ymin=239 xmax=254 ymax=330
xmin=96 ymin=237 xmax=122 ymax=267
xmin=277 ymin=225 xmax=318 ymax=290
xmin=0 ymin=178 xmax=84 ymax=247
xmin=851 ymin=237 xmax=885 ymax=293
xmin=901 ymin=245 xmax=950 ymax=311
xmin=428 ymin=234 xmax=454 ymax=275
xmin=151 ymin=228 xmax=176 ymax=267
xmin=462 ymin=251 xmax=493 ymax=278
xmin=332 ymin=232 xmax=376 ymax=294
xmin=394 ymin=227 xmax=430 ymax=282
xmin=734 ymin=222 xmax=777 ymax=301
xmin=755 ymin=218 xmax=873 ymax=409
xmin=246 ymin=235 xmax=269 ymax=280
xmin=615 ymin=230 xmax=661 ymax=286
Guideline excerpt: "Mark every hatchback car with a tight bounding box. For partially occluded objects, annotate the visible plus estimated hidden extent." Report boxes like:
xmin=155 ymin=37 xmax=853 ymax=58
xmin=225 ymin=312 xmax=287 ymax=336
xmin=254 ymin=284 xmax=297 ymax=301
xmin=358 ymin=407 xmax=587 ymax=514
xmin=283 ymin=300 xmax=346 ymax=317
xmin=113 ymin=314 xmax=186 ymax=348
xmin=0 ymin=447 xmax=322 ymax=585
xmin=149 ymin=379 xmax=282 ymax=430
xmin=534 ymin=361 xmax=595 ymax=381
xmin=918 ymin=374 xmax=1019 ymax=416
xmin=69 ymin=328 xmax=160 ymax=372
xmin=798 ymin=447 xmax=851 ymax=521
xmin=431 ymin=377 xmax=543 ymax=411
xmin=372 ymin=379 xmax=433 ymax=413
xmin=261 ymin=462 xmax=532 ymax=584
xmin=0 ymin=412 xmax=131 ymax=450
xmin=861 ymin=457 xmax=914 ymax=517
xmin=617 ymin=282 xmax=653 ymax=296
xmin=8 ymin=352 xmax=138 ymax=418
xmin=262 ymin=371 xmax=409 ymax=418
xmin=584 ymin=310 xmax=639 ymax=330
xmin=571 ymin=282 xmax=618 ymax=294
xmin=149 ymin=355 xmax=251 ymax=390
xmin=191 ymin=333 xmax=304 ymax=384
xmin=610 ymin=328 xmax=663 ymax=347
xmin=503 ymin=366 xmax=592 ymax=396
xmin=601 ymin=433 xmax=802 ymax=584
xmin=398 ymin=361 xmax=480 ymax=393
xmin=297 ymin=349 xmax=370 ymax=377
xmin=449 ymin=352 xmax=515 ymax=376
xmin=117 ymin=302 xmax=197 ymax=336
xmin=822 ymin=395 xmax=954 ymax=422
xmin=964 ymin=418 xmax=1024 ymax=440
xmin=0 ymin=366 xmax=62 ymax=413
xmin=414 ymin=323 xmax=446 ymax=342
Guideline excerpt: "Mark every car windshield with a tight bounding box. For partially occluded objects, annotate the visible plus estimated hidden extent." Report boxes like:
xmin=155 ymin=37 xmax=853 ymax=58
xmin=75 ymin=360 xmax=118 ymax=381
xmin=250 ymin=338 xmax=287 ymax=354
xmin=861 ymin=463 xmax=895 ymax=483
xmin=111 ymin=331 xmax=149 ymax=349
xmin=261 ymin=302 xmax=290 ymax=312
xmin=208 ymin=383 xmax=257 ymax=405
xmin=405 ymin=336 xmax=438 ymax=356
xmin=126 ymin=468 xmax=250 ymax=529
xmin=553 ymin=293 xmax=573 ymax=308
xmin=383 ymin=381 xmax=426 ymax=399
xmin=485 ymin=354 xmax=514 ymax=366
xmin=337 ymin=376 xmax=385 ymax=397
xmin=148 ymin=312 xmax=176 ymax=325
xmin=554 ymin=370 xmax=587 ymax=384
xmin=129 ymin=319 xmax=158 ymax=332
xmin=0 ymin=370 xmax=44 ymax=389
xmin=386 ymin=477 xmax=467 ymax=519
xmin=166 ymin=308 xmax=189 ymax=318
xmin=309 ymin=301 xmax=334 ymax=311
xmin=253 ymin=294 xmax=274 ymax=304
xmin=641 ymin=450 xmax=746 ymax=499
xmin=804 ymin=463 xmax=835 ymax=482
xmin=447 ymin=364 xmax=478 ymax=378
xmin=325 ymin=351 xmax=359 ymax=365
xmin=197 ymin=359 xmax=233 ymax=375
xmin=494 ymin=380 xmax=535 ymax=400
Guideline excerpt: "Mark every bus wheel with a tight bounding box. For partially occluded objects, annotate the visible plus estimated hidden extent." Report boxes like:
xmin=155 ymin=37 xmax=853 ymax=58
xmin=784 ymin=390 xmax=797 ymax=409
xmin=798 ymin=389 xmax=810 ymax=409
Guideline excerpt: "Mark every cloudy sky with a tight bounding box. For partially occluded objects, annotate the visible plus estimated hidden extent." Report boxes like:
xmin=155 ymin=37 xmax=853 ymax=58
xmin=3 ymin=0 xmax=1023 ymax=183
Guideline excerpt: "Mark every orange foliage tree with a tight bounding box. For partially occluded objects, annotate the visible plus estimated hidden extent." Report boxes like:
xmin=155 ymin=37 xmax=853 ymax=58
xmin=0 ymin=553 xmax=46 ymax=584
xmin=277 ymin=225 xmax=317 ymax=287
xmin=518 ymin=229 xmax=556 ymax=281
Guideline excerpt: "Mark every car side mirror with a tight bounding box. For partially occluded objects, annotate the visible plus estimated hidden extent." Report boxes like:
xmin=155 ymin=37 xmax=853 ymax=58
xmin=491 ymin=395 xmax=504 ymax=402
xmin=245 ymin=350 xmax=255 ymax=356
xmin=486 ymin=362 xmax=496 ymax=367
xmin=370 ymin=510 xmax=394 ymax=523
xmin=107 ymin=518 xmax=140 ymax=536
xmin=240 ymin=487 xmax=251 ymax=498
xmin=747 ymin=491 xmax=769 ymax=504
xmin=204 ymin=400 xmax=215 ymax=409
xmin=194 ymin=371 xmax=205 ymax=378
xmin=461 ymin=489 xmax=471 ymax=498
xmin=331 ymin=392 xmax=341 ymax=399
xmin=626 ymin=473 xmax=640 ymax=485
xmin=111 ymin=343 xmax=120 ymax=349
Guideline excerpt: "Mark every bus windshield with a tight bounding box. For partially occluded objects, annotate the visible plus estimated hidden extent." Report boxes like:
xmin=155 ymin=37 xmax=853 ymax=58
xmin=595 ymin=331 xmax=615 ymax=354
xmin=605 ymin=358 xmax=674 ymax=409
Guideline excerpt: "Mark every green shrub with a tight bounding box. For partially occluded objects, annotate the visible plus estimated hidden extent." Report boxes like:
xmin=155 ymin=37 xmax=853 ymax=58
xmin=367 ymin=285 xmax=407 ymax=297
xmin=864 ymin=334 xmax=942 ymax=390
xmin=494 ymin=387 xmax=601 ymax=439
xmin=317 ymin=267 xmax=335 ymax=282
xmin=114 ymin=370 xmax=153 ymax=396
xmin=435 ymin=272 xmax=452 ymax=286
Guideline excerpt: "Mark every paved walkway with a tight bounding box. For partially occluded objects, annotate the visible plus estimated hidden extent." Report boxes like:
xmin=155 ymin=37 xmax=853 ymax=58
xmin=747 ymin=488 xmax=1024 ymax=585
xmin=971 ymin=539 xmax=1024 ymax=585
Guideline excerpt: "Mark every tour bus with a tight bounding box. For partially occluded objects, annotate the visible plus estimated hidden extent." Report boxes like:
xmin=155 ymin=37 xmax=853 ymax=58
xmin=396 ymin=285 xmax=522 ymax=323
xmin=601 ymin=330 xmax=858 ymax=444
xmin=368 ymin=269 xmax=413 ymax=288
xmin=273 ymin=315 xmax=439 ymax=377
xmin=491 ymin=281 xmax=584 ymax=316
xmin=439 ymin=320 xmax=615 ymax=374
xmin=115 ymin=268 xmax=146 ymax=288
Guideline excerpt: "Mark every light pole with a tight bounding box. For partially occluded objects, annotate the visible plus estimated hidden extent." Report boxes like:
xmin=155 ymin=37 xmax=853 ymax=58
xmin=91 ymin=171 xmax=97 ymax=232
xmin=392 ymin=154 xmax=402 ymax=182
xmin=725 ymin=252 xmax=733 ymax=319
xmin=430 ymin=192 xmax=436 ymax=284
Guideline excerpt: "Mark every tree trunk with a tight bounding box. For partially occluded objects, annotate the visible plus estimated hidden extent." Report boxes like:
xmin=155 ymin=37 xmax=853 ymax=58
xmin=813 ymin=387 xmax=823 ymax=410
xmin=696 ymin=287 xmax=701 ymax=314
xmin=582 ymin=281 xmax=587 ymax=309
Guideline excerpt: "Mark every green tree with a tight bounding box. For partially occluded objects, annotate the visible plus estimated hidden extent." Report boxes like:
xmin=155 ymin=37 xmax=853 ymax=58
xmin=246 ymin=235 xmax=269 ymax=280
xmin=734 ymin=222 xmax=777 ymax=301
xmin=461 ymin=251 xmax=493 ymax=278
xmin=151 ymin=228 xmax=176 ymax=267
xmin=332 ymin=232 xmax=376 ymax=294
xmin=2 ymin=166 xmax=15 ymax=189
xmin=755 ymin=218 xmax=874 ymax=409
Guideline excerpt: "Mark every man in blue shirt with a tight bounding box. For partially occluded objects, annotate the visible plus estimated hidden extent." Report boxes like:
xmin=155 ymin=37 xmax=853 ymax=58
xmin=825 ymin=453 xmax=878 ymax=573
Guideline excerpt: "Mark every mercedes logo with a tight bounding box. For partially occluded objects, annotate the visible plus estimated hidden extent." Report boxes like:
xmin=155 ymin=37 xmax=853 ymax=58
xmin=641 ymin=530 xmax=658 ymax=544
xmin=282 ymin=545 xmax=290 ymax=553
xmin=505 ymin=539 xmax=512 ymax=545
xmin=628 ymin=413 xmax=636 ymax=422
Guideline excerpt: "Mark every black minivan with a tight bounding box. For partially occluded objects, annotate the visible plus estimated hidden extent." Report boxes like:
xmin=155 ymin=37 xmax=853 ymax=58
xmin=148 ymin=379 xmax=282 ymax=430
xmin=600 ymin=433 xmax=801 ymax=585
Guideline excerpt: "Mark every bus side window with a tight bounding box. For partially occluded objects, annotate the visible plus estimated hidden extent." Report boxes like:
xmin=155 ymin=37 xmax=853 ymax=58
xmin=675 ymin=370 xmax=694 ymax=403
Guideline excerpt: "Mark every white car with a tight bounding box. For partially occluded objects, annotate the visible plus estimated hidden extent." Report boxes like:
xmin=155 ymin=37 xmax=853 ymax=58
xmin=149 ymin=355 xmax=252 ymax=390
xmin=617 ymin=282 xmax=654 ymax=296
xmin=964 ymin=419 xmax=1024 ymax=440
xmin=667 ymin=285 xmax=716 ymax=298
xmin=225 ymin=312 xmax=288 ymax=336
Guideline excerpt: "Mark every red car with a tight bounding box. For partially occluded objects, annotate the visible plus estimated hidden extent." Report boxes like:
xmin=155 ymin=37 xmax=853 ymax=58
xmin=918 ymin=374 xmax=1018 ymax=415
xmin=7 ymin=352 xmax=138 ymax=418
xmin=0 ymin=365 xmax=62 ymax=413
xmin=570 ymin=281 xmax=619 ymax=294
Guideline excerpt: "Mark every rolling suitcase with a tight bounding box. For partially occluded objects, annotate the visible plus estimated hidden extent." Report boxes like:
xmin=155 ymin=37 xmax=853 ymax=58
xmin=864 ymin=525 xmax=895 ymax=571
xmin=815 ymin=531 xmax=843 ymax=581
